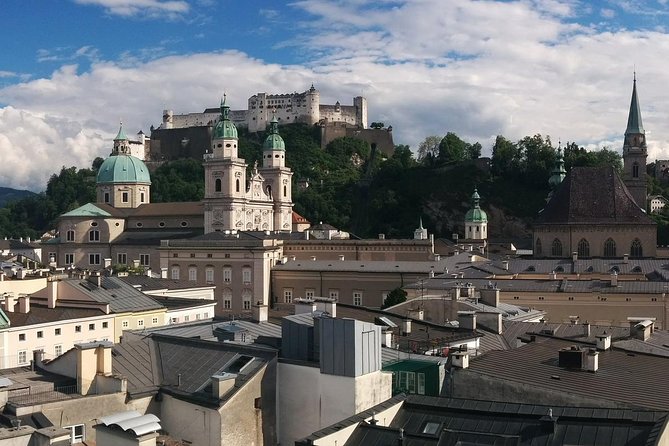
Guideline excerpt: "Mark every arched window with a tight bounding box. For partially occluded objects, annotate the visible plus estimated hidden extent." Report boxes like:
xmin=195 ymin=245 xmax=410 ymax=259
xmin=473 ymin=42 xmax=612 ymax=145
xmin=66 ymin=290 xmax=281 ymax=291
xmin=171 ymin=265 xmax=180 ymax=280
xmin=631 ymin=238 xmax=643 ymax=257
xmin=551 ymin=238 xmax=562 ymax=257
xmin=577 ymin=239 xmax=590 ymax=257
xmin=604 ymin=238 xmax=616 ymax=257
xmin=215 ymin=178 xmax=222 ymax=192
xmin=633 ymin=162 xmax=639 ymax=178
xmin=236 ymin=179 xmax=240 ymax=193
xmin=535 ymin=238 xmax=542 ymax=256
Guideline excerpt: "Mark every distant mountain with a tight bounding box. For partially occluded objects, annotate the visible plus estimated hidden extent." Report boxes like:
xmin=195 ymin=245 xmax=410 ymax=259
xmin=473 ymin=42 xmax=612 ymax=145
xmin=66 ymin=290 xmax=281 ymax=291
xmin=0 ymin=186 xmax=36 ymax=207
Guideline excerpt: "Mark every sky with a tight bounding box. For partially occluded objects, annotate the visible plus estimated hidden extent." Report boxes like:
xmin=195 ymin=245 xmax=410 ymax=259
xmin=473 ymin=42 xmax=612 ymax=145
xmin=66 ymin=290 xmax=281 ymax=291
xmin=2 ymin=0 xmax=669 ymax=192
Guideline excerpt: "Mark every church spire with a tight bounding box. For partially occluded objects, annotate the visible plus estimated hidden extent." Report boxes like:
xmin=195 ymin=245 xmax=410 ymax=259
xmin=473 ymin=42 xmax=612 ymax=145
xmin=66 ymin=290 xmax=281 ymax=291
xmin=626 ymin=74 xmax=644 ymax=136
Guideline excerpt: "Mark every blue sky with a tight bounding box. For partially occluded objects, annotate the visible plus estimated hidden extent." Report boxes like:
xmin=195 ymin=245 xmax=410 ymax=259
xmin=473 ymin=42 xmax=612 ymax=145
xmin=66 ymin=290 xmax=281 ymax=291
xmin=2 ymin=0 xmax=669 ymax=191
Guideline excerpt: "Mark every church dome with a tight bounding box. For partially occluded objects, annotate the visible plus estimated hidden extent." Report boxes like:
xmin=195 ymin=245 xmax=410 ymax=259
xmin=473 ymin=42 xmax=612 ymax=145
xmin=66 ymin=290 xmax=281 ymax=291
xmin=263 ymin=116 xmax=285 ymax=151
xmin=97 ymin=155 xmax=151 ymax=185
xmin=465 ymin=189 xmax=487 ymax=222
xmin=213 ymin=95 xmax=238 ymax=140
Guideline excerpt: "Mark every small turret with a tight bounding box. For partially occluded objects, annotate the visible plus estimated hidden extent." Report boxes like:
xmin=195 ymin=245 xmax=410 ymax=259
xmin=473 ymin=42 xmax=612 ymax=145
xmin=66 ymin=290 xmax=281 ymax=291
xmin=211 ymin=94 xmax=239 ymax=158
xmin=465 ymin=188 xmax=488 ymax=241
xmin=549 ymin=147 xmax=567 ymax=189
xmin=414 ymin=217 xmax=428 ymax=240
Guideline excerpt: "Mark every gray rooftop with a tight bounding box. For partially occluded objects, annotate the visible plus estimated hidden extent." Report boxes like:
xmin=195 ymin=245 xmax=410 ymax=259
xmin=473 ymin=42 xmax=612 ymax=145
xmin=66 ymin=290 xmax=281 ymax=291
xmin=71 ymin=276 xmax=163 ymax=313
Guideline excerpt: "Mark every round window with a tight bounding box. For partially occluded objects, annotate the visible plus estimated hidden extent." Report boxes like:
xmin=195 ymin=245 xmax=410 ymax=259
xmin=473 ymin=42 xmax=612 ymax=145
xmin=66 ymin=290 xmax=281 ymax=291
xmin=91 ymin=222 xmax=98 ymax=227
xmin=181 ymin=221 xmax=188 ymax=227
xmin=159 ymin=221 xmax=166 ymax=227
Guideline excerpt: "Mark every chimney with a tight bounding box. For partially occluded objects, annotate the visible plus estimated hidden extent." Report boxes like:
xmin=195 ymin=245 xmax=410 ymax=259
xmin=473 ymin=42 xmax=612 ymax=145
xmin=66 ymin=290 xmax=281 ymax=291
xmin=451 ymin=351 xmax=470 ymax=369
xmin=610 ymin=271 xmax=618 ymax=287
xmin=458 ymin=311 xmax=477 ymax=330
xmin=434 ymin=254 xmax=440 ymax=261
xmin=212 ymin=373 xmax=237 ymax=399
xmin=48 ymin=279 xmax=58 ymax=308
xmin=104 ymin=258 xmax=112 ymax=268
xmin=583 ymin=321 xmax=591 ymax=337
xmin=502 ymin=261 xmax=509 ymax=271
xmin=397 ymin=428 xmax=405 ymax=446
xmin=428 ymin=270 xmax=435 ymax=278
xmin=252 ymin=303 xmax=268 ymax=322
xmin=407 ymin=308 xmax=424 ymax=320
xmin=572 ymin=251 xmax=577 ymax=262
xmin=3 ymin=293 xmax=16 ymax=312
xmin=314 ymin=297 xmax=337 ymax=317
xmin=378 ymin=234 xmax=385 ymax=240
xmin=290 ymin=255 xmax=296 ymax=261
xmin=338 ymin=255 xmax=345 ymax=261
xmin=479 ymin=287 xmax=500 ymax=307
xmin=630 ymin=319 xmax=654 ymax=341
xmin=623 ymin=253 xmax=629 ymax=264
xmin=96 ymin=343 xmax=113 ymax=375
xmin=596 ymin=333 xmax=611 ymax=351
xmin=540 ymin=409 xmax=558 ymax=433
xmin=449 ymin=287 xmax=460 ymax=322
xmin=401 ymin=319 xmax=412 ymax=335
xmin=18 ymin=295 xmax=30 ymax=313
xmin=310 ymin=256 xmax=316 ymax=261
xmin=584 ymin=348 xmax=599 ymax=372
xmin=294 ymin=298 xmax=317 ymax=315
xmin=382 ymin=328 xmax=393 ymax=347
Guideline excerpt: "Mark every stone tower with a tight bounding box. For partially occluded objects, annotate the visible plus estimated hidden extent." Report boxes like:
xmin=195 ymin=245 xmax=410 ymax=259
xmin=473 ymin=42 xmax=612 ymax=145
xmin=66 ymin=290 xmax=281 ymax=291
xmin=259 ymin=116 xmax=293 ymax=231
xmin=465 ymin=188 xmax=488 ymax=240
xmin=203 ymin=96 xmax=248 ymax=233
xmin=96 ymin=123 xmax=151 ymax=209
xmin=622 ymin=75 xmax=648 ymax=209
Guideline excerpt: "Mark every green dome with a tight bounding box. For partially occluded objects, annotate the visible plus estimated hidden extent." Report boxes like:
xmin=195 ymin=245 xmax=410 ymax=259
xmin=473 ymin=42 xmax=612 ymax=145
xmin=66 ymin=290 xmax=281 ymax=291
xmin=465 ymin=208 xmax=488 ymax=223
xmin=213 ymin=96 xmax=238 ymax=140
xmin=96 ymin=155 xmax=151 ymax=184
xmin=263 ymin=117 xmax=285 ymax=151
xmin=465 ymin=188 xmax=487 ymax=222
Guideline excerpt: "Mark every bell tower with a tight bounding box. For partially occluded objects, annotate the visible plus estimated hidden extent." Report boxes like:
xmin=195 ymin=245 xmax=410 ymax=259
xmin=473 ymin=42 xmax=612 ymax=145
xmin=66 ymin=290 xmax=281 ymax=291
xmin=259 ymin=115 xmax=293 ymax=231
xmin=622 ymin=74 xmax=648 ymax=209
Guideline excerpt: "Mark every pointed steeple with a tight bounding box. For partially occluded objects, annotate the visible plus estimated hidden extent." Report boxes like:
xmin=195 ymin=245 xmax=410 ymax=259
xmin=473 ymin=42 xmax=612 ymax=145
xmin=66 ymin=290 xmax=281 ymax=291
xmin=220 ymin=93 xmax=230 ymax=121
xmin=114 ymin=121 xmax=128 ymax=141
xmin=626 ymin=73 xmax=644 ymax=136
xmin=419 ymin=217 xmax=424 ymax=230
xmin=213 ymin=93 xmax=238 ymax=140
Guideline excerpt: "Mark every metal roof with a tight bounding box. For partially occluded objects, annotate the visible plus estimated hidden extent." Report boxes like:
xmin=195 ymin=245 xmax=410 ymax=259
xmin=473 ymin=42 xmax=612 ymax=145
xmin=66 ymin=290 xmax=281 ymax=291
xmin=71 ymin=277 xmax=163 ymax=313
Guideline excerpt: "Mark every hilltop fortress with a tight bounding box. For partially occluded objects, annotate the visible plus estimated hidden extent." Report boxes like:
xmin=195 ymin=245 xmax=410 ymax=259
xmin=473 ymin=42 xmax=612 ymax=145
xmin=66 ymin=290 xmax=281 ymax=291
xmin=161 ymin=84 xmax=368 ymax=132
xmin=149 ymin=85 xmax=395 ymax=161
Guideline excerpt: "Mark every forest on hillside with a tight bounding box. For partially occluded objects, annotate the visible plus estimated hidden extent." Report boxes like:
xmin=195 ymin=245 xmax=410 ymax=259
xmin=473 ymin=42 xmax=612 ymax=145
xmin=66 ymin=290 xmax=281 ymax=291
xmin=2 ymin=122 xmax=658 ymax=243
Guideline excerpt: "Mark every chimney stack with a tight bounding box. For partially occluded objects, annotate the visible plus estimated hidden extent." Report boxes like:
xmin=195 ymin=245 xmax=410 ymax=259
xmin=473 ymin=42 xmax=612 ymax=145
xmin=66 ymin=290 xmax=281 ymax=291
xmin=401 ymin=319 xmax=412 ymax=335
xmin=48 ymin=279 xmax=58 ymax=308
xmin=3 ymin=293 xmax=16 ymax=312
xmin=610 ymin=271 xmax=618 ymax=287
xmin=584 ymin=348 xmax=599 ymax=372
xmin=252 ymin=303 xmax=268 ymax=323
xmin=458 ymin=311 xmax=477 ymax=330
xmin=18 ymin=295 xmax=30 ymax=313
xmin=596 ymin=333 xmax=611 ymax=351
xmin=451 ymin=351 xmax=470 ymax=369
xmin=212 ymin=373 xmax=237 ymax=399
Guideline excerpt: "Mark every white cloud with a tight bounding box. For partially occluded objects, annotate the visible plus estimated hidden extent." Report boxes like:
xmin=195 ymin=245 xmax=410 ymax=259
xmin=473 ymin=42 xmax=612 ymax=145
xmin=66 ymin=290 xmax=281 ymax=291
xmin=3 ymin=0 xmax=669 ymax=192
xmin=72 ymin=0 xmax=190 ymax=18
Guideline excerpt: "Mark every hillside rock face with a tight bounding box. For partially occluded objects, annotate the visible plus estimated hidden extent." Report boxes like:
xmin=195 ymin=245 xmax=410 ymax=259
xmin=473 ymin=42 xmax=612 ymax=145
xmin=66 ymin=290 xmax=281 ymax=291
xmin=423 ymin=200 xmax=532 ymax=241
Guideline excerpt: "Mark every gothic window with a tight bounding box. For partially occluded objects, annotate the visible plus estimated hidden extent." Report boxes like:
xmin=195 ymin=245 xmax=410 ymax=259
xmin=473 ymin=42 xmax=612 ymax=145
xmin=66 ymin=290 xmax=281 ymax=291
xmin=577 ymin=239 xmax=590 ymax=257
xmin=215 ymin=178 xmax=222 ymax=192
xmin=631 ymin=238 xmax=643 ymax=257
xmin=604 ymin=238 xmax=616 ymax=257
xmin=535 ymin=238 xmax=542 ymax=256
xmin=551 ymin=238 xmax=562 ymax=257
xmin=633 ymin=162 xmax=639 ymax=178
xmin=236 ymin=179 xmax=240 ymax=193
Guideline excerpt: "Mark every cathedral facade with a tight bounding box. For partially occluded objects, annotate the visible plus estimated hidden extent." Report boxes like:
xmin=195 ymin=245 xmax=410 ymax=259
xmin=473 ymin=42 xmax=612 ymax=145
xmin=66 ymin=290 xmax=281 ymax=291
xmin=202 ymin=98 xmax=293 ymax=233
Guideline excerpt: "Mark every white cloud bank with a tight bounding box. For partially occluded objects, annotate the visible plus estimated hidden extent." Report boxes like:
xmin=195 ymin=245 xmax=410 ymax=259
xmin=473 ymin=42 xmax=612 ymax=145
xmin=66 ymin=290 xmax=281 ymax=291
xmin=3 ymin=0 xmax=669 ymax=191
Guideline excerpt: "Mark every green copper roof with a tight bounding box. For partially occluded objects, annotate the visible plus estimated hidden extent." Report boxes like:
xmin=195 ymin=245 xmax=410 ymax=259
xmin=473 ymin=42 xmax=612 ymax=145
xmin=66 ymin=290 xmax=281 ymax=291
xmin=0 ymin=308 xmax=9 ymax=329
xmin=213 ymin=95 xmax=238 ymax=140
xmin=61 ymin=203 xmax=112 ymax=218
xmin=96 ymin=154 xmax=151 ymax=185
xmin=626 ymin=78 xmax=644 ymax=135
xmin=114 ymin=123 xmax=128 ymax=141
xmin=549 ymin=148 xmax=567 ymax=188
xmin=465 ymin=188 xmax=488 ymax=223
xmin=263 ymin=116 xmax=285 ymax=151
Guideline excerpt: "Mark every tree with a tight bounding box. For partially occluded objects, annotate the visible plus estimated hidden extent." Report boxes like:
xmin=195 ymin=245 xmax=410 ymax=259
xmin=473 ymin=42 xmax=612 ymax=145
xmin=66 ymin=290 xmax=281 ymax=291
xmin=491 ymin=135 xmax=521 ymax=177
xmin=370 ymin=122 xmax=385 ymax=129
xmin=518 ymin=134 xmax=555 ymax=186
xmin=466 ymin=142 xmax=482 ymax=160
xmin=417 ymin=136 xmax=441 ymax=162
xmin=438 ymin=132 xmax=468 ymax=163
xmin=382 ymin=287 xmax=407 ymax=309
